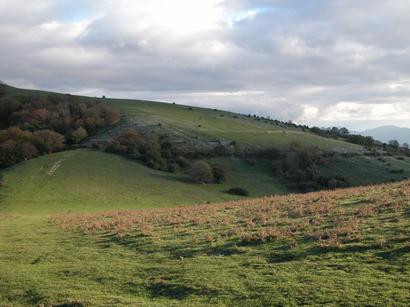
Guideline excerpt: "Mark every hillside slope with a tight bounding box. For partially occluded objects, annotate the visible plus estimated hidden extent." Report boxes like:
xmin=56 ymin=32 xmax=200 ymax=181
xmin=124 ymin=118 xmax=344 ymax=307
xmin=2 ymin=86 xmax=410 ymax=210
xmin=5 ymin=85 xmax=362 ymax=151
xmin=0 ymin=149 xmax=288 ymax=214
xmin=1 ymin=180 xmax=410 ymax=306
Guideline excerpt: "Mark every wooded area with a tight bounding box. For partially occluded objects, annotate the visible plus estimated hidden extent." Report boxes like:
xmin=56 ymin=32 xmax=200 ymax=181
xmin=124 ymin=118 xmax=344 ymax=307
xmin=0 ymin=87 xmax=121 ymax=168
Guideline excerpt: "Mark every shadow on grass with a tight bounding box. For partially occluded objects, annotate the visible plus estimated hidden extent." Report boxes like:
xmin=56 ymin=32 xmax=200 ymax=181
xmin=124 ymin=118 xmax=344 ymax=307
xmin=149 ymin=173 xmax=193 ymax=184
xmin=145 ymin=281 xmax=218 ymax=299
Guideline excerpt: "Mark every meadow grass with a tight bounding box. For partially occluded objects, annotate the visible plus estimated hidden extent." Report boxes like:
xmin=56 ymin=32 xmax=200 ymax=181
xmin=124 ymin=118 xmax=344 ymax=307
xmin=2 ymin=86 xmax=410 ymax=306
xmin=0 ymin=149 xmax=290 ymax=215
xmin=1 ymin=181 xmax=410 ymax=306
xmin=6 ymin=84 xmax=363 ymax=151
xmin=2 ymin=148 xmax=410 ymax=216
xmin=102 ymin=97 xmax=362 ymax=151
xmin=321 ymin=155 xmax=410 ymax=186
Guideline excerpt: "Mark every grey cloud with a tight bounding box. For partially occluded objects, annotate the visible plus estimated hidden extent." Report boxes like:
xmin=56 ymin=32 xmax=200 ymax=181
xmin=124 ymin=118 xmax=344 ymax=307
xmin=1 ymin=0 xmax=410 ymax=130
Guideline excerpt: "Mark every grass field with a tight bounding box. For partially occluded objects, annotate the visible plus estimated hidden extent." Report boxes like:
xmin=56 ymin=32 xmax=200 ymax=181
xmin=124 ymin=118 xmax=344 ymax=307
xmin=1 ymin=181 xmax=410 ymax=306
xmin=5 ymin=85 xmax=363 ymax=151
xmin=101 ymin=97 xmax=363 ymax=151
xmin=2 ymin=148 xmax=409 ymax=216
xmin=0 ymin=149 xmax=290 ymax=215
xmin=321 ymin=155 xmax=410 ymax=187
xmin=2 ymin=86 xmax=410 ymax=306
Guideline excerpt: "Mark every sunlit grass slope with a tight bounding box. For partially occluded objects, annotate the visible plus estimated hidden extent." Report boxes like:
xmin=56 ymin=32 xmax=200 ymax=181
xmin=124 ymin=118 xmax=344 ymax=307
xmin=6 ymin=85 xmax=362 ymax=151
xmin=1 ymin=181 xmax=410 ymax=306
xmin=0 ymin=149 xmax=289 ymax=215
xmin=321 ymin=155 xmax=410 ymax=186
xmin=103 ymin=96 xmax=362 ymax=151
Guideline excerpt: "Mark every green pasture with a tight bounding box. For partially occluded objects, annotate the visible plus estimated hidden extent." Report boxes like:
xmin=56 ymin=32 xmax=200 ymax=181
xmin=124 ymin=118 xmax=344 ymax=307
xmin=0 ymin=149 xmax=289 ymax=215
xmin=1 ymin=182 xmax=410 ymax=306
xmin=322 ymin=155 xmax=410 ymax=186
xmin=5 ymin=85 xmax=363 ymax=151
xmin=102 ymin=97 xmax=362 ymax=151
xmin=1 ymin=86 xmax=410 ymax=306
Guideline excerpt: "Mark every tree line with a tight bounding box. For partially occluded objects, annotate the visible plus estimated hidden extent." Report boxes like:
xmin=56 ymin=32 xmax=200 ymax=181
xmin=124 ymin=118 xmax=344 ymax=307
xmin=103 ymin=129 xmax=348 ymax=193
xmin=0 ymin=88 xmax=121 ymax=169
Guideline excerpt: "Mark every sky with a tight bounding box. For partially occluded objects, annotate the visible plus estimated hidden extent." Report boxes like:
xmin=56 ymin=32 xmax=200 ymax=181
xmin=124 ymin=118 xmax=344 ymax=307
xmin=1 ymin=0 xmax=410 ymax=131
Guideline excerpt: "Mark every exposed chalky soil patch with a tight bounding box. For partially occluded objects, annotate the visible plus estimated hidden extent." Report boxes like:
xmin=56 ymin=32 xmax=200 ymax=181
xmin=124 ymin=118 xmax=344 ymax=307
xmin=47 ymin=158 xmax=67 ymax=176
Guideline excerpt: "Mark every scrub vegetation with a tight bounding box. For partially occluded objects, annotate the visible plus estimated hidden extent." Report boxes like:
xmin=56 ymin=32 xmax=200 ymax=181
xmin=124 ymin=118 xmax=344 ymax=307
xmin=1 ymin=181 xmax=410 ymax=306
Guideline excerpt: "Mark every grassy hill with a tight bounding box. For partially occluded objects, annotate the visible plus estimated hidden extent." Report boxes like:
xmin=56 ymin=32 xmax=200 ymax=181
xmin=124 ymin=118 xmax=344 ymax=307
xmin=2 ymin=148 xmax=410 ymax=216
xmin=5 ymin=85 xmax=361 ymax=151
xmin=1 ymin=85 xmax=410 ymax=212
xmin=0 ymin=149 xmax=288 ymax=215
xmin=1 ymin=180 xmax=410 ymax=306
xmin=2 ymin=86 xmax=410 ymax=305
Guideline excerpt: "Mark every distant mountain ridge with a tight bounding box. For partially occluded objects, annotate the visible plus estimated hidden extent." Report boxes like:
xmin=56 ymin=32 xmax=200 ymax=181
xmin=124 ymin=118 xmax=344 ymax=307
xmin=357 ymin=125 xmax=410 ymax=145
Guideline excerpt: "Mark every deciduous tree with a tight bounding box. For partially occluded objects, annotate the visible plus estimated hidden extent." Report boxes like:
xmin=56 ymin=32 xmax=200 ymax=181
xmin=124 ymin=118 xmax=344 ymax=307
xmin=188 ymin=161 xmax=214 ymax=183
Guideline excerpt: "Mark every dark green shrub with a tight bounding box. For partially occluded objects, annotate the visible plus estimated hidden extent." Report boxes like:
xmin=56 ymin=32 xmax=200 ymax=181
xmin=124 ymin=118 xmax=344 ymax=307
xmin=127 ymin=148 xmax=141 ymax=160
xmin=176 ymin=156 xmax=190 ymax=168
xmin=146 ymin=161 xmax=166 ymax=171
xmin=105 ymin=140 xmax=126 ymax=155
xmin=212 ymin=144 xmax=231 ymax=157
xmin=263 ymin=147 xmax=279 ymax=159
xmin=188 ymin=161 xmax=213 ymax=183
xmin=167 ymin=163 xmax=180 ymax=173
xmin=92 ymin=141 xmax=99 ymax=149
xmin=229 ymin=187 xmax=250 ymax=196
xmin=212 ymin=164 xmax=231 ymax=184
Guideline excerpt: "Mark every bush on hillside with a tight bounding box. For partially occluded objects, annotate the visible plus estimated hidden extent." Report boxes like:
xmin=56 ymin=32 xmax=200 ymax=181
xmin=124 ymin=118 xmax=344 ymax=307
xmin=105 ymin=140 xmax=126 ymax=155
xmin=212 ymin=144 xmax=231 ymax=157
xmin=228 ymin=187 xmax=250 ymax=196
xmin=92 ymin=141 xmax=103 ymax=151
xmin=167 ymin=163 xmax=180 ymax=173
xmin=176 ymin=156 xmax=190 ymax=168
xmin=212 ymin=164 xmax=231 ymax=184
xmin=188 ymin=161 xmax=214 ymax=183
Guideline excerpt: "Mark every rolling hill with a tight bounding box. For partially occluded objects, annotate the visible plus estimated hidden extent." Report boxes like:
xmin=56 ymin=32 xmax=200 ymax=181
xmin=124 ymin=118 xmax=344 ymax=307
xmin=1 ymin=86 xmax=410 ymax=213
xmin=359 ymin=125 xmax=410 ymax=145
xmin=2 ymin=86 xmax=410 ymax=306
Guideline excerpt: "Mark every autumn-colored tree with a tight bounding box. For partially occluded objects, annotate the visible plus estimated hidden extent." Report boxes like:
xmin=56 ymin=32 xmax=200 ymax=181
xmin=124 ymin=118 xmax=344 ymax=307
xmin=28 ymin=108 xmax=49 ymax=130
xmin=70 ymin=127 xmax=88 ymax=144
xmin=0 ymin=127 xmax=29 ymax=144
xmin=188 ymin=161 xmax=214 ymax=183
xmin=32 ymin=130 xmax=65 ymax=151
xmin=105 ymin=109 xmax=121 ymax=125
xmin=0 ymin=140 xmax=38 ymax=168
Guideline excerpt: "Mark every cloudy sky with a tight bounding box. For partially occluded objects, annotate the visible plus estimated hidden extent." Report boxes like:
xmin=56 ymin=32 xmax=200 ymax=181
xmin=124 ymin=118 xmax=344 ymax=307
xmin=1 ymin=0 xmax=410 ymax=131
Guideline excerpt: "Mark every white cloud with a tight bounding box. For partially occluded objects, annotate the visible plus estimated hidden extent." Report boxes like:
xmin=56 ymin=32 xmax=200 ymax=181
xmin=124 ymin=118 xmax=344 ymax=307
xmin=1 ymin=0 xmax=410 ymax=131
